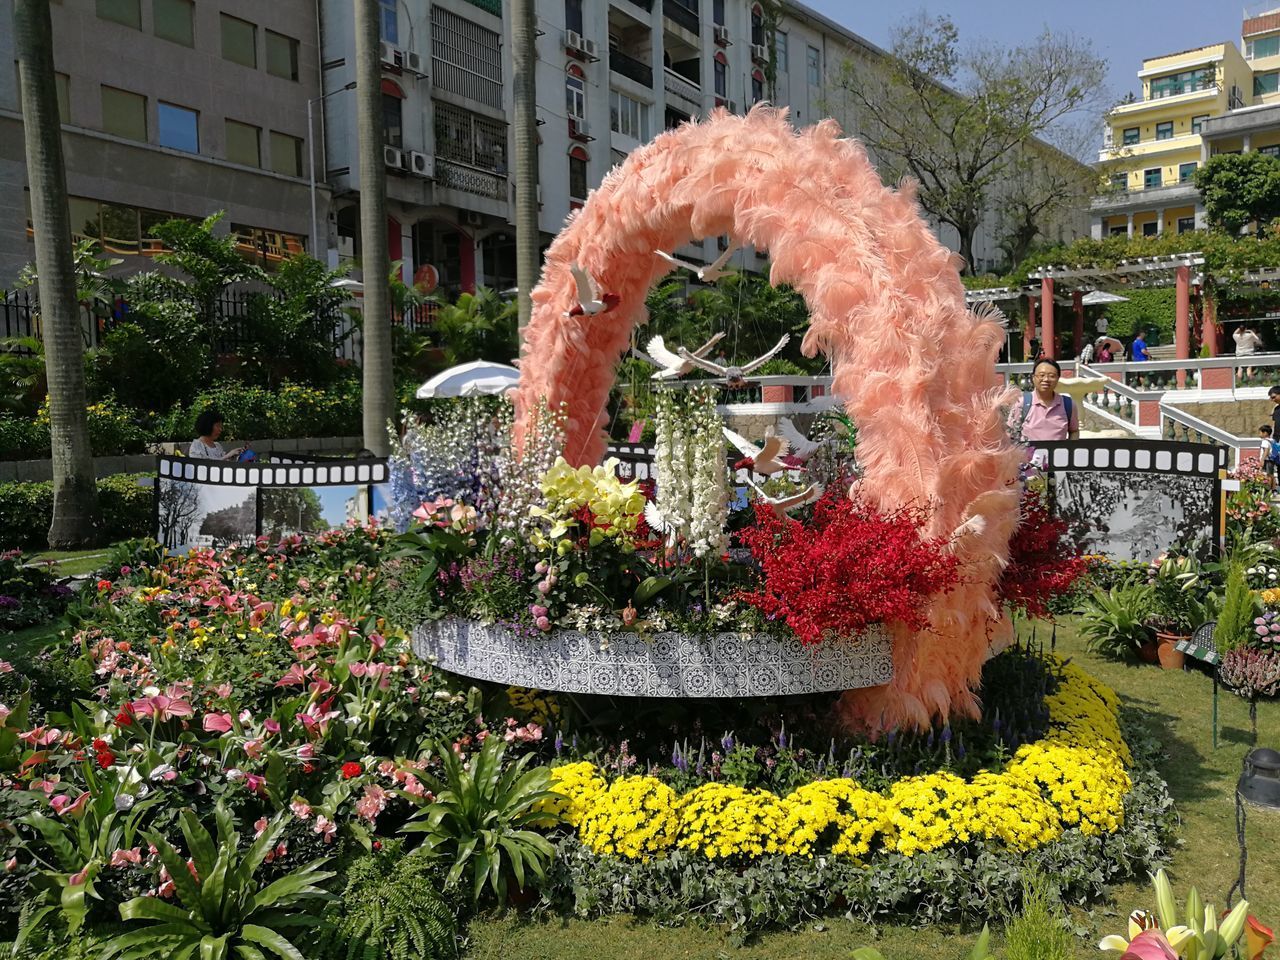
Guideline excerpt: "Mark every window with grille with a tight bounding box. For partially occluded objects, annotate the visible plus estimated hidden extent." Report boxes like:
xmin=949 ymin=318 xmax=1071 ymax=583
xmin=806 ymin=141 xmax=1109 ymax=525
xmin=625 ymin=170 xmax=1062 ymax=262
xmin=431 ymin=6 xmax=502 ymax=108
xmin=434 ymin=101 xmax=507 ymax=171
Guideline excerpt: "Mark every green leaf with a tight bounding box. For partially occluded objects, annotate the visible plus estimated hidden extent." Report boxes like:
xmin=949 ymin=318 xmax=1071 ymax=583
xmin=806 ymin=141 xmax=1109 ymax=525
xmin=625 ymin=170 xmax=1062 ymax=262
xmin=142 ymin=828 xmax=205 ymax=915
xmin=634 ymin=575 xmax=672 ymax=605
xmin=13 ymin=903 xmax=57 ymax=953
xmin=119 ymin=896 xmax=195 ymax=925
xmin=239 ymin=924 xmax=306 ymax=960
xmin=182 ymin=809 xmax=219 ymax=884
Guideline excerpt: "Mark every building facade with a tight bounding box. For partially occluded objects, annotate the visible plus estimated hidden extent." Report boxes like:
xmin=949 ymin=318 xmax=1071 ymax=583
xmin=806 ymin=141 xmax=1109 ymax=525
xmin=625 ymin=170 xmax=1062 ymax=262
xmin=0 ymin=0 xmax=327 ymax=287
xmin=1093 ymin=8 xmax=1280 ymax=239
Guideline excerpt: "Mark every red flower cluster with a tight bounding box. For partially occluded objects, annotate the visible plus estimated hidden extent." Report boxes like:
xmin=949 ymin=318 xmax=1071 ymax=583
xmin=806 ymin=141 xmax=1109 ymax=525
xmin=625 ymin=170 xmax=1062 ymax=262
xmin=736 ymin=488 xmax=961 ymax=644
xmin=341 ymin=761 xmax=364 ymax=779
xmin=996 ymin=490 xmax=1086 ymax=618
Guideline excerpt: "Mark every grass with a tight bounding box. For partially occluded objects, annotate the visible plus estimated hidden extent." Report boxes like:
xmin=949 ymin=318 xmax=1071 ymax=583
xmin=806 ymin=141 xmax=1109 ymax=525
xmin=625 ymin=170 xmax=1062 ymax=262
xmin=462 ymin=618 xmax=1280 ymax=959
xmin=27 ymin=546 xmax=110 ymax=577
xmin=0 ymin=621 xmax=65 ymax=663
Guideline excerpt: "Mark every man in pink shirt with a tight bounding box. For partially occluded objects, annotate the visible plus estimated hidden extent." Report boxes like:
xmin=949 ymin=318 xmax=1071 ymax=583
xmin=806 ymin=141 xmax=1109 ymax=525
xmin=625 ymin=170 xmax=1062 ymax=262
xmin=1020 ymin=358 xmax=1079 ymax=441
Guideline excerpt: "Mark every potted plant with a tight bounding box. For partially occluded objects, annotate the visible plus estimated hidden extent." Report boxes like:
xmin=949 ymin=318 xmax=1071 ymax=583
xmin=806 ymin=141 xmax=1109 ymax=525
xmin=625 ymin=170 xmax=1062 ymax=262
xmin=1146 ymin=555 xmax=1211 ymax=670
xmin=1079 ymin=582 xmax=1156 ymax=662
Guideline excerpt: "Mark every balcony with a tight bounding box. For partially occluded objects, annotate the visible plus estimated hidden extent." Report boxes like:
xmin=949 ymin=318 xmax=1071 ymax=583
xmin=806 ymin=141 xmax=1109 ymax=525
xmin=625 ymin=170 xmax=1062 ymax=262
xmin=663 ymin=67 xmax=701 ymax=109
xmin=435 ymin=158 xmax=507 ymax=201
xmin=610 ymin=47 xmax=653 ymax=87
xmin=662 ymin=0 xmax=699 ymax=34
xmin=461 ymin=0 xmax=501 ymax=15
xmin=1091 ymin=180 xmax=1200 ymax=214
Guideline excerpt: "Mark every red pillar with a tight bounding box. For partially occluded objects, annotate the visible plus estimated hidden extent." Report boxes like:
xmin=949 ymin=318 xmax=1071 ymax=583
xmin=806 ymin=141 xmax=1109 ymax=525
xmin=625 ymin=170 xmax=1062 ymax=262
xmin=459 ymin=229 xmax=476 ymax=294
xmin=1040 ymin=277 xmax=1055 ymax=359
xmin=1175 ymin=265 xmax=1190 ymax=387
xmin=1024 ymin=296 xmax=1037 ymax=360
xmin=1072 ymin=290 xmax=1084 ymax=359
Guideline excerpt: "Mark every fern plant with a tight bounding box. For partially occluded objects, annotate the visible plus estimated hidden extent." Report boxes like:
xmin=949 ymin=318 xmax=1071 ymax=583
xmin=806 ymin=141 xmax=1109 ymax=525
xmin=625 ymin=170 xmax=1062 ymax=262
xmin=1214 ymin=561 xmax=1258 ymax=653
xmin=315 ymin=846 xmax=458 ymax=960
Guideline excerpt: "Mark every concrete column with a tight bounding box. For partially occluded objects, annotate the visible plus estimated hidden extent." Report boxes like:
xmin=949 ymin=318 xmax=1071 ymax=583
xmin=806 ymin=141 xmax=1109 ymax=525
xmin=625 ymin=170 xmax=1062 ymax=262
xmin=1072 ymin=290 xmax=1084 ymax=357
xmin=1175 ymin=265 xmax=1191 ymax=388
xmin=1156 ymin=208 xmax=1165 ymax=235
xmin=1244 ymin=134 xmax=1253 ymax=152
xmin=1041 ymin=277 xmax=1055 ymax=359
xmin=1201 ymin=141 xmax=1209 ymax=164
xmin=1127 ymin=212 xmax=1134 ymax=237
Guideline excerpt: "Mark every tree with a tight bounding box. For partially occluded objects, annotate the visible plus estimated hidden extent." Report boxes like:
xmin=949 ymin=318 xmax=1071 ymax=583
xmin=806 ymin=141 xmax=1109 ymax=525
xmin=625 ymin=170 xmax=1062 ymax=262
xmin=830 ymin=14 xmax=1105 ymax=273
xmin=512 ymin=0 xmax=539 ymax=340
xmin=157 ymin=479 xmax=201 ymax=549
xmin=260 ymin=487 xmax=327 ymax=538
xmin=13 ymin=0 xmax=99 ymax=547
xmin=1195 ymin=152 xmax=1280 ymax=236
xmin=995 ymin=125 xmax=1098 ymax=270
xmin=354 ymin=0 xmax=393 ymax=454
xmin=432 ymin=286 xmax=518 ymax=365
xmin=199 ymin=495 xmax=256 ymax=544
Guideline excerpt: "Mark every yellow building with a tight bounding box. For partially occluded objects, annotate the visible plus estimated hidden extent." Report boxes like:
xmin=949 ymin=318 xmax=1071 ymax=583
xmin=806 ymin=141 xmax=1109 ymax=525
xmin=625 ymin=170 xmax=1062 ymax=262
xmin=1092 ymin=8 xmax=1280 ymax=239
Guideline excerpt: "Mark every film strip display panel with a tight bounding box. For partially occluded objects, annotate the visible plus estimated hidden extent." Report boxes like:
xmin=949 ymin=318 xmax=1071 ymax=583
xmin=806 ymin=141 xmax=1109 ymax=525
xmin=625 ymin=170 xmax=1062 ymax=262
xmin=1033 ymin=439 xmax=1225 ymax=562
xmin=157 ymin=456 xmax=388 ymax=487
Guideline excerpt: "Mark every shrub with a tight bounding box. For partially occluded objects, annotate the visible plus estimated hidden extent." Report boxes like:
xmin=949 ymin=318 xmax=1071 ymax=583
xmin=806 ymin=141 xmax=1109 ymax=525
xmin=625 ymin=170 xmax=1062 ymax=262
xmin=0 ymin=550 xmax=74 ymax=632
xmin=1004 ymin=871 xmax=1073 ymax=960
xmin=0 ymin=474 xmax=152 ymax=551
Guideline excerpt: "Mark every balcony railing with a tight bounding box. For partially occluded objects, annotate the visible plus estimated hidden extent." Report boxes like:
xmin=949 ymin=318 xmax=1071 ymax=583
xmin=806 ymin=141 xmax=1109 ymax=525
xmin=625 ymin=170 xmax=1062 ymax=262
xmin=461 ymin=0 xmax=501 ymax=15
xmin=663 ymin=67 xmax=701 ymax=106
xmin=609 ymin=48 xmax=653 ymax=87
xmin=662 ymin=0 xmax=699 ymax=33
xmin=435 ymin=158 xmax=507 ymax=201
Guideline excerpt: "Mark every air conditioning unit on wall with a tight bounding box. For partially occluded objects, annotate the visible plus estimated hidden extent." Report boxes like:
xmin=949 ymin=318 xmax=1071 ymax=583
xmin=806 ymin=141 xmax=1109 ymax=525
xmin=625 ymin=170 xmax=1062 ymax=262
xmin=750 ymin=43 xmax=768 ymax=64
xmin=409 ymin=151 xmax=433 ymax=178
xmin=383 ymin=145 xmax=404 ymax=169
xmin=464 ymin=210 xmax=483 ymax=228
xmin=379 ymin=41 xmax=398 ymax=66
xmin=564 ymin=30 xmax=584 ymax=53
xmin=713 ymin=24 xmax=730 ymax=45
xmin=405 ymin=50 xmax=424 ymax=74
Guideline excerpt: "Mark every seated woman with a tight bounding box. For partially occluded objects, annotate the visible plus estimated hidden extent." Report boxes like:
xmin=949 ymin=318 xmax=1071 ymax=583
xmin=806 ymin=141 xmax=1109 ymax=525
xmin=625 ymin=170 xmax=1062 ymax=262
xmin=188 ymin=408 xmax=244 ymax=460
xmin=1020 ymin=358 xmax=1080 ymax=442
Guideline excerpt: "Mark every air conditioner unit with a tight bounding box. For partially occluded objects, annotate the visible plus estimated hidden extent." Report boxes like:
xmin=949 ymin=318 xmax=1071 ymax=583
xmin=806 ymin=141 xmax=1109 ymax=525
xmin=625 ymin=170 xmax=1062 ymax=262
xmin=409 ymin=151 xmax=433 ymax=178
xmin=464 ymin=210 xmax=483 ymax=228
xmin=383 ymin=145 xmax=404 ymax=169
xmin=581 ymin=37 xmax=599 ymax=59
xmin=379 ymin=41 xmax=397 ymax=66
xmin=564 ymin=29 xmax=584 ymax=53
xmin=569 ymin=116 xmax=591 ymax=139
xmin=750 ymin=43 xmax=768 ymax=64
xmin=713 ymin=24 xmax=730 ymax=45
xmin=405 ymin=50 xmax=424 ymax=74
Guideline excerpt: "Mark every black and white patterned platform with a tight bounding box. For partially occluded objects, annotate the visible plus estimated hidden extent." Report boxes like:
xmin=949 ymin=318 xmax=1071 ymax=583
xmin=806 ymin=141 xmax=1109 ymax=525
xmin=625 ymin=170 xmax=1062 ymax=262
xmin=412 ymin=618 xmax=894 ymax=697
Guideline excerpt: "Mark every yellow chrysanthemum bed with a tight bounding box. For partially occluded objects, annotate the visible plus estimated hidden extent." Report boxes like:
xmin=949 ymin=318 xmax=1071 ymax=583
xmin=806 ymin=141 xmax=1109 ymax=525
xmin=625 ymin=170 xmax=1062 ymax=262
xmin=544 ymin=657 xmax=1131 ymax=862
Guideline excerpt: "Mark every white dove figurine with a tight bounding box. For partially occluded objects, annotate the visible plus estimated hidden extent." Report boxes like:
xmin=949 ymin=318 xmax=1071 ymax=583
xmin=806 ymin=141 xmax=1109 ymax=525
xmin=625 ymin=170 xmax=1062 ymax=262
xmin=565 ymin=263 xmax=620 ymax=317
xmin=643 ymin=501 xmax=676 ymax=546
xmin=643 ymin=331 xmax=726 ymax=379
xmin=723 ymin=427 xmax=791 ymax=476
xmin=745 ymin=477 xmax=824 ymax=518
xmin=773 ymin=416 xmax=831 ymax=462
xmin=654 ymin=244 xmax=738 ymax=282
xmin=680 ymin=334 xmax=791 ymax=388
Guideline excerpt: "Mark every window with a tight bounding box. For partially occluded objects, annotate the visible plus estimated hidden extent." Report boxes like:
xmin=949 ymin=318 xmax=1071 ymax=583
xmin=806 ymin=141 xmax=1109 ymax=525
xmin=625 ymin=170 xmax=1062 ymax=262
xmin=380 ymin=0 xmax=398 ymax=44
xmin=806 ymin=46 xmax=820 ymax=86
xmin=154 ymin=0 xmax=194 ymax=47
xmin=775 ymin=31 xmax=788 ymax=72
xmin=225 ymin=119 xmax=261 ymax=167
xmin=55 ymin=73 xmax=70 ymax=122
xmin=221 ymin=14 xmax=257 ymax=68
xmin=751 ymin=72 xmax=764 ymax=103
xmin=1156 ymin=121 xmax=1173 ymax=140
xmin=566 ymin=67 xmax=585 ymax=120
xmin=1192 ymin=114 xmax=1209 ymax=134
xmin=1178 ymin=216 xmax=1196 ymax=233
xmin=266 ymin=31 xmax=300 ymax=81
xmin=713 ymin=0 xmax=726 ymax=27
xmin=1247 ymin=35 xmax=1280 ymax=60
xmin=1122 ymin=127 xmax=1140 ymax=145
xmin=565 ymin=0 xmax=583 ymax=36
xmin=1256 ymin=71 xmax=1280 ymax=96
xmin=269 ymin=131 xmax=303 ymax=177
xmin=382 ymin=94 xmax=402 ymax=147
xmin=1110 ymin=172 xmax=1128 ymax=191
xmin=1142 ymin=221 xmax=1159 ymax=236
xmin=1144 ymin=167 xmax=1162 ymax=189
xmin=750 ymin=5 xmax=763 ymax=45
xmin=434 ymin=100 xmax=508 ymax=172
xmin=1109 ymin=225 xmax=1128 ymax=237
xmin=609 ymin=89 xmax=650 ymax=139
xmin=1179 ymin=161 xmax=1197 ymax=182
xmin=100 ymin=86 xmax=146 ymax=141
xmin=101 ymin=201 xmax=141 ymax=254
xmin=1261 ymin=144 xmax=1280 ymax=157
xmin=1150 ymin=67 xmax=1214 ymax=99
xmin=96 ymin=0 xmax=140 ymax=29
xmin=714 ymin=56 xmax=727 ymax=97
xmin=431 ymin=6 xmax=503 ymax=109
xmin=157 ymin=102 xmax=198 ymax=152
xmin=569 ymin=147 xmax=588 ymax=201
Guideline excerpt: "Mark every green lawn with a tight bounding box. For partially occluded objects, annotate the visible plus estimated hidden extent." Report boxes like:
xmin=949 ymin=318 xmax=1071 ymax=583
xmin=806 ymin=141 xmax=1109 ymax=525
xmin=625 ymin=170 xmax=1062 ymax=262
xmin=27 ymin=547 xmax=109 ymax=577
xmin=464 ymin=619 xmax=1280 ymax=959
xmin=0 ymin=621 xmax=64 ymax=663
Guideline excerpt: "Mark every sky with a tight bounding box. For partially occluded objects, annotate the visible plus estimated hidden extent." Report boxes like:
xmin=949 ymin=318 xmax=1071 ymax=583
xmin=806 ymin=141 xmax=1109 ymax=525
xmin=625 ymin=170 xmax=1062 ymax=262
xmin=801 ymin=0 xmax=1246 ymax=106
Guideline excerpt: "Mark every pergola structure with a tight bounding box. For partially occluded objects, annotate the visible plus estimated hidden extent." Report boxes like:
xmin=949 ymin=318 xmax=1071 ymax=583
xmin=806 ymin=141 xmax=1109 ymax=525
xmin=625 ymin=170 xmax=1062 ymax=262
xmin=967 ymin=253 xmax=1209 ymax=373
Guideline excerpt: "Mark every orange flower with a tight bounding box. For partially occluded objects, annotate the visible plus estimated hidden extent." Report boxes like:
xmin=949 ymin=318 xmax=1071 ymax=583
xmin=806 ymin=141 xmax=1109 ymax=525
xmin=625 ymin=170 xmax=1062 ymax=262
xmin=1247 ymin=915 xmax=1274 ymax=960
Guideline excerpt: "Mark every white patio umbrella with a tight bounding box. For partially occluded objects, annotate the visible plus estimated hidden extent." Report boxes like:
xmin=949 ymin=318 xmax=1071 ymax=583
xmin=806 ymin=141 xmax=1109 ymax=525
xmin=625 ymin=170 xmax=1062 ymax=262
xmin=416 ymin=360 xmax=520 ymax=399
xmin=1080 ymin=290 xmax=1130 ymax=306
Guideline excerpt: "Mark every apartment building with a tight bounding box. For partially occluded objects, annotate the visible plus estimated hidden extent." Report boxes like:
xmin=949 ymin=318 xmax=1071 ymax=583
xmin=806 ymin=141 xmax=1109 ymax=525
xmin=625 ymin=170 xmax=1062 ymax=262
xmin=0 ymin=0 xmax=325 ymax=287
xmin=1092 ymin=7 xmax=1280 ymax=239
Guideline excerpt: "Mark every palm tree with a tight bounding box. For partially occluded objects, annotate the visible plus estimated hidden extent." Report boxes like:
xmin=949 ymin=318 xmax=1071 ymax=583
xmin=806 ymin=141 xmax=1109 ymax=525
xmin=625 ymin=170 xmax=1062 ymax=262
xmin=13 ymin=0 xmax=99 ymax=547
xmin=354 ymin=0 xmax=392 ymax=454
xmin=512 ymin=0 xmax=539 ymax=339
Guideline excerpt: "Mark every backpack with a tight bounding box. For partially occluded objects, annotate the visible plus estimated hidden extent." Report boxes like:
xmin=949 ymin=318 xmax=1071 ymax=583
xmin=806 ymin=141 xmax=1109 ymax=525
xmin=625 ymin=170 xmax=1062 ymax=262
xmin=1269 ymin=439 xmax=1280 ymax=464
xmin=1022 ymin=392 xmax=1073 ymax=425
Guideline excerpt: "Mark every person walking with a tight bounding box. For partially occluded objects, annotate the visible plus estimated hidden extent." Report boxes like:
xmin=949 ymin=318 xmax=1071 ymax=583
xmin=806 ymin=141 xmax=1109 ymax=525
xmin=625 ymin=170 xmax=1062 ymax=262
xmin=1130 ymin=330 xmax=1150 ymax=362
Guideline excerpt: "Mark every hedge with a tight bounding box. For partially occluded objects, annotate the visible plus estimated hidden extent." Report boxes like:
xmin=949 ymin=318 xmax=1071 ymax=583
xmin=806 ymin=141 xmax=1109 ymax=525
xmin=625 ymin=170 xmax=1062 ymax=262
xmin=0 ymin=474 xmax=153 ymax=551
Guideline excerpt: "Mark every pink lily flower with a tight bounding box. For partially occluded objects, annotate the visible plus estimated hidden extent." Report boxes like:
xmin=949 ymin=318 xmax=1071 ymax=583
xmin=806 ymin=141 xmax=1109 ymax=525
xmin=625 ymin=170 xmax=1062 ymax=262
xmin=202 ymin=713 xmax=235 ymax=734
xmin=130 ymin=695 xmax=194 ymax=722
xmin=243 ymin=738 xmax=265 ymax=759
xmin=253 ymin=817 xmax=269 ymax=839
xmin=1121 ymin=930 xmax=1180 ymax=960
xmin=289 ymin=798 xmax=312 ymax=819
xmin=313 ymin=815 xmax=337 ymax=843
xmin=263 ymin=718 xmax=281 ymax=734
xmin=244 ymin=774 xmax=265 ymax=795
xmin=275 ymin=663 xmax=314 ymax=688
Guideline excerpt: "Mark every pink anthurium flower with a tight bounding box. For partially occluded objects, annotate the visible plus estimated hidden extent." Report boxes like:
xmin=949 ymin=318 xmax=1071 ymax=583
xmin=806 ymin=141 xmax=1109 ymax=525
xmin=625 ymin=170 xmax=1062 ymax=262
xmin=109 ymin=848 xmax=143 ymax=868
xmin=51 ymin=792 xmax=90 ymax=817
xmin=129 ymin=695 xmax=194 ymax=722
xmin=202 ymin=713 xmax=235 ymax=734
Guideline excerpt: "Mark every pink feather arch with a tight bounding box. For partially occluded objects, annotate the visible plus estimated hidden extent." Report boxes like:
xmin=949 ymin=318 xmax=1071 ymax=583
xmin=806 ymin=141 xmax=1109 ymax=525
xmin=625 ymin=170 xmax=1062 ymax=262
xmin=513 ymin=106 xmax=1025 ymax=734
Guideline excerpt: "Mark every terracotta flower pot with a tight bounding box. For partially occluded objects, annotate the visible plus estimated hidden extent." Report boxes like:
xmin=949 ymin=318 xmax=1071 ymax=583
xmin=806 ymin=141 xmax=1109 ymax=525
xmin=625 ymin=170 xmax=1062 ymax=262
xmin=1154 ymin=631 xmax=1187 ymax=671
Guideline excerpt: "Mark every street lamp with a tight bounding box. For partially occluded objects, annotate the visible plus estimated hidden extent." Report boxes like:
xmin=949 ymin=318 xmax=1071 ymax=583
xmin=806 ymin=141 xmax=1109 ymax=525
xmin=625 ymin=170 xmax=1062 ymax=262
xmin=307 ymin=81 xmax=358 ymax=261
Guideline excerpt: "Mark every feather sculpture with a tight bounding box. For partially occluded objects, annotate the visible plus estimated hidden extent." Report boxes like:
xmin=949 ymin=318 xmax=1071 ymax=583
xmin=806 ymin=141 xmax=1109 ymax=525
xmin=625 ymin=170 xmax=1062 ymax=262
xmin=643 ymin=332 xmax=726 ymax=379
xmin=512 ymin=107 xmax=1024 ymax=733
xmin=655 ymin=244 xmax=739 ymax=282
xmin=680 ymin=334 xmax=791 ymax=388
